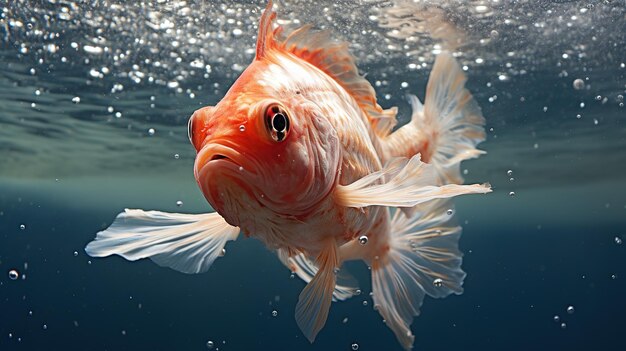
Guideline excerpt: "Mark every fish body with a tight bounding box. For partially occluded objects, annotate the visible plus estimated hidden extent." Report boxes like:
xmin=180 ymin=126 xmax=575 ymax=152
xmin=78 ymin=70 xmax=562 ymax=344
xmin=86 ymin=1 xmax=490 ymax=349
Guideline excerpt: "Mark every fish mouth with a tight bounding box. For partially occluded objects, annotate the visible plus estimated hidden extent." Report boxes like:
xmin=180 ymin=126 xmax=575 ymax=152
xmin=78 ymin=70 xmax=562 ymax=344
xmin=209 ymin=154 xmax=229 ymax=162
xmin=194 ymin=142 xmax=260 ymax=181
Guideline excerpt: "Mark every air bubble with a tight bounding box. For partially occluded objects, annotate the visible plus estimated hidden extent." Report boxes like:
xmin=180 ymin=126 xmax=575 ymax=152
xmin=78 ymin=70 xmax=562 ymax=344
xmin=351 ymin=343 xmax=359 ymax=350
xmin=433 ymin=278 xmax=444 ymax=287
xmin=560 ymin=322 xmax=567 ymax=329
xmin=446 ymin=209 xmax=453 ymax=215
xmin=509 ymin=191 xmax=516 ymax=197
xmin=271 ymin=310 xmax=278 ymax=317
xmin=553 ymin=315 xmax=560 ymax=322
xmin=358 ymin=235 xmax=368 ymax=245
xmin=362 ymin=300 xmax=368 ymax=306
xmin=8 ymin=270 xmax=19 ymax=280
xmin=148 ymin=128 xmax=155 ymax=136
xmin=566 ymin=305 xmax=574 ymax=314
xmin=71 ymin=96 xmax=80 ymax=104
xmin=73 ymin=251 xmax=78 ymax=257
xmin=572 ymin=78 xmax=584 ymax=90
xmin=20 ymin=224 xmax=26 ymax=230
xmin=176 ymin=200 xmax=183 ymax=207
xmin=206 ymin=340 xmax=214 ymax=349
xmin=507 ymin=170 xmax=513 ymax=176
xmin=239 ymin=125 xmax=245 ymax=132
xmin=174 ymin=154 xmax=180 ymax=159
xmin=615 ymin=236 xmax=622 ymax=245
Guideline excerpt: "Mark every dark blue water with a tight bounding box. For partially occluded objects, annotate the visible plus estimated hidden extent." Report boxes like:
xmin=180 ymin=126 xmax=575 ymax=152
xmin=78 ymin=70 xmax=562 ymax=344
xmin=1 ymin=1 xmax=625 ymax=350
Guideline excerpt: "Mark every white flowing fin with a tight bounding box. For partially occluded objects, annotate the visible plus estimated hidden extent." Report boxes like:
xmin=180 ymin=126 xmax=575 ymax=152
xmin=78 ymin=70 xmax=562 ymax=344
xmin=422 ymin=52 xmax=486 ymax=184
xmin=336 ymin=154 xmax=490 ymax=208
xmin=85 ymin=209 xmax=240 ymax=274
xmin=381 ymin=53 xmax=486 ymax=185
xmin=371 ymin=200 xmax=465 ymax=350
xmin=277 ymin=249 xmax=359 ymax=301
xmin=294 ymin=241 xmax=338 ymax=343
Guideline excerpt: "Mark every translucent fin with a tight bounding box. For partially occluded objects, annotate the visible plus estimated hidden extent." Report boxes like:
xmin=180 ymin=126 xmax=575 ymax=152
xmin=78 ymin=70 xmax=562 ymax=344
xmin=336 ymin=155 xmax=491 ymax=208
xmin=294 ymin=241 xmax=338 ymax=342
xmin=85 ymin=209 xmax=240 ymax=274
xmin=277 ymin=21 xmax=397 ymax=136
xmin=371 ymin=200 xmax=465 ymax=350
xmin=277 ymin=249 xmax=359 ymax=301
xmin=422 ymin=52 xmax=486 ymax=184
xmin=255 ymin=0 xmax=277 ymax=59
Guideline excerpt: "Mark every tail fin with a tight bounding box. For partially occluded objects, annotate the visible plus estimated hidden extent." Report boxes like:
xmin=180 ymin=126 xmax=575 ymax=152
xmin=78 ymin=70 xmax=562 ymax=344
xmin=421 ymin=52 xmax=486 ymax=184
xmin=371 ymin=200 xmax=465 ymax=350
xmin=85 ymin=209 xmax=239 ymax=274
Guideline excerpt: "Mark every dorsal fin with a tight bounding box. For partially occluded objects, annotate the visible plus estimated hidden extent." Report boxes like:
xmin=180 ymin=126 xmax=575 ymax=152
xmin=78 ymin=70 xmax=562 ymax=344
xmin=256 ymin=0 xmax=277 ymax=59
xmin=251 ymin=3 xmax=395 ymax=136
xmin=277 ymin=25 xmax=397 ymax=136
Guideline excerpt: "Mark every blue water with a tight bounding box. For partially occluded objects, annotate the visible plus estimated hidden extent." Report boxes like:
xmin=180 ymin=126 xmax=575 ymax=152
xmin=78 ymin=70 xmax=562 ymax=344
xmin=1 ymin=1 xmax=625 ymax=350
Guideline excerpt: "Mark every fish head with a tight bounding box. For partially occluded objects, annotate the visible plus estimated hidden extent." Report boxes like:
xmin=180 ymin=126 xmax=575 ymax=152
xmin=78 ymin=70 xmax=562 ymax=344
xmin=188 ymin=63 xmax=342 ymax=229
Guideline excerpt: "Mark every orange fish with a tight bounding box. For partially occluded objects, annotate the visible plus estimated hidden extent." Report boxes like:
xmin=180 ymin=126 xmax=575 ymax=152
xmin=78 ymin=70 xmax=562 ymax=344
xmin=86 ymin=1 xmax=490 ymax=349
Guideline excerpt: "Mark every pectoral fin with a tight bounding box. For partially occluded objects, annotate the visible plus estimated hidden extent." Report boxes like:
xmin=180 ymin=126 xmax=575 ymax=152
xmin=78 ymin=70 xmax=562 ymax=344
xmin=294 ymin=241 xmax=338 ymax=342
xmin=336 ymin=155 xmax=490 ymax=208
xmin=85 ymin=209 xmax=240 ymax=274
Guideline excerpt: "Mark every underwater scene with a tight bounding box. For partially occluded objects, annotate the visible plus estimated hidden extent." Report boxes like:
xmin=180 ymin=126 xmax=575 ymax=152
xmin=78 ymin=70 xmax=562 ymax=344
xmin=1 ymin=0 xmax=625 ymax=350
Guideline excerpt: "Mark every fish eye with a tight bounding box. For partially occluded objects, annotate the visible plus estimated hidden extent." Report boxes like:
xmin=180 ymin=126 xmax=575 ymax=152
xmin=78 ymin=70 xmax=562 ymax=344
xmin=265 ymin=104 xmax=290 ymax=142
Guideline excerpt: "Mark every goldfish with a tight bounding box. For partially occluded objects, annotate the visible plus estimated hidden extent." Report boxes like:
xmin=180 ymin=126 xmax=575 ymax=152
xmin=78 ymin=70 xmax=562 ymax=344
xmin=85 ymin=1 xmax=490 ymax=349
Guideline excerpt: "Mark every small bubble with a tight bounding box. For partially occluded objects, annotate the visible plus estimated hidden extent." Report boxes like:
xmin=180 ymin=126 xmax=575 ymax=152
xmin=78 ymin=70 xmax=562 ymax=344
xmin=176 ymin=200 xmax=183 ymax=207
xmin=271 ymin=310 xmax=278 ymax=317
xmin=566 ymin=305 xmax=574 ymax=314
xmin=239 ymin=125 xmax=245 ymax=132
xmin=148 ymin=128 xmax=155 ymax=136
xmin=400 ymin=82 xmax=408 ymax=88
xmin=71 ymin=96 xmax=80 ymax=104
xmin=174 ymin=154 xmax=180 ymax=159
xmin=342 ymin=317 xmax=349 ymax=323
xmin=446 ymin=209 xmax=453 ymax=215
xmin=560 ymin=322 xmax=567 ymax=329
xmin=553 ymin=315 xmax=560 ymax=322
xmin=611 ymin=274 xmax=617 ymax=280
xmin=355 ymin=289 xmax=362 ymax=296
xmin=219 ymin=248 xmax=226 ymax=257
xmin=8 ymin=270 xmax=19 ymax=280
xmin=509 ymin=191 xmax=516 ymax=197
xmin=20 ymin=224 xmax=25 ymax=230
xmin=572 ymin=78 xmax=585 ymax=90
xmin=579 ymin=102 xmax=585 ymax=108
xmin=615 ymin=236 xmax=622 ymax=245
xmin=576 ymin=114 xmax=581 ymax=119
xmin=115 ymin=112 xmax=122 ymax=118
xmin=238 ymin=166 xmax=244 ymax=172
xmin=362 ymin=300 xmax=368 ymax=306
xmin=289 ymin=273 xmax=295 ymax=279
xmin=42 ymin=324 xmax=47 ymax=330
xmin=73 ymin=251 xmax=78 ymax=257
xmin=507 ymin=170 xmax=513 ymax=176
xmin=358 ymin=235 xmax=368 ymax=245
xmin=207 ymin=340 xmax=215 ymax=349
xmin=433 ymin=278 xmax=444 ymax=287
xmin=351 ymin=343 xmax=359 ymax=350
